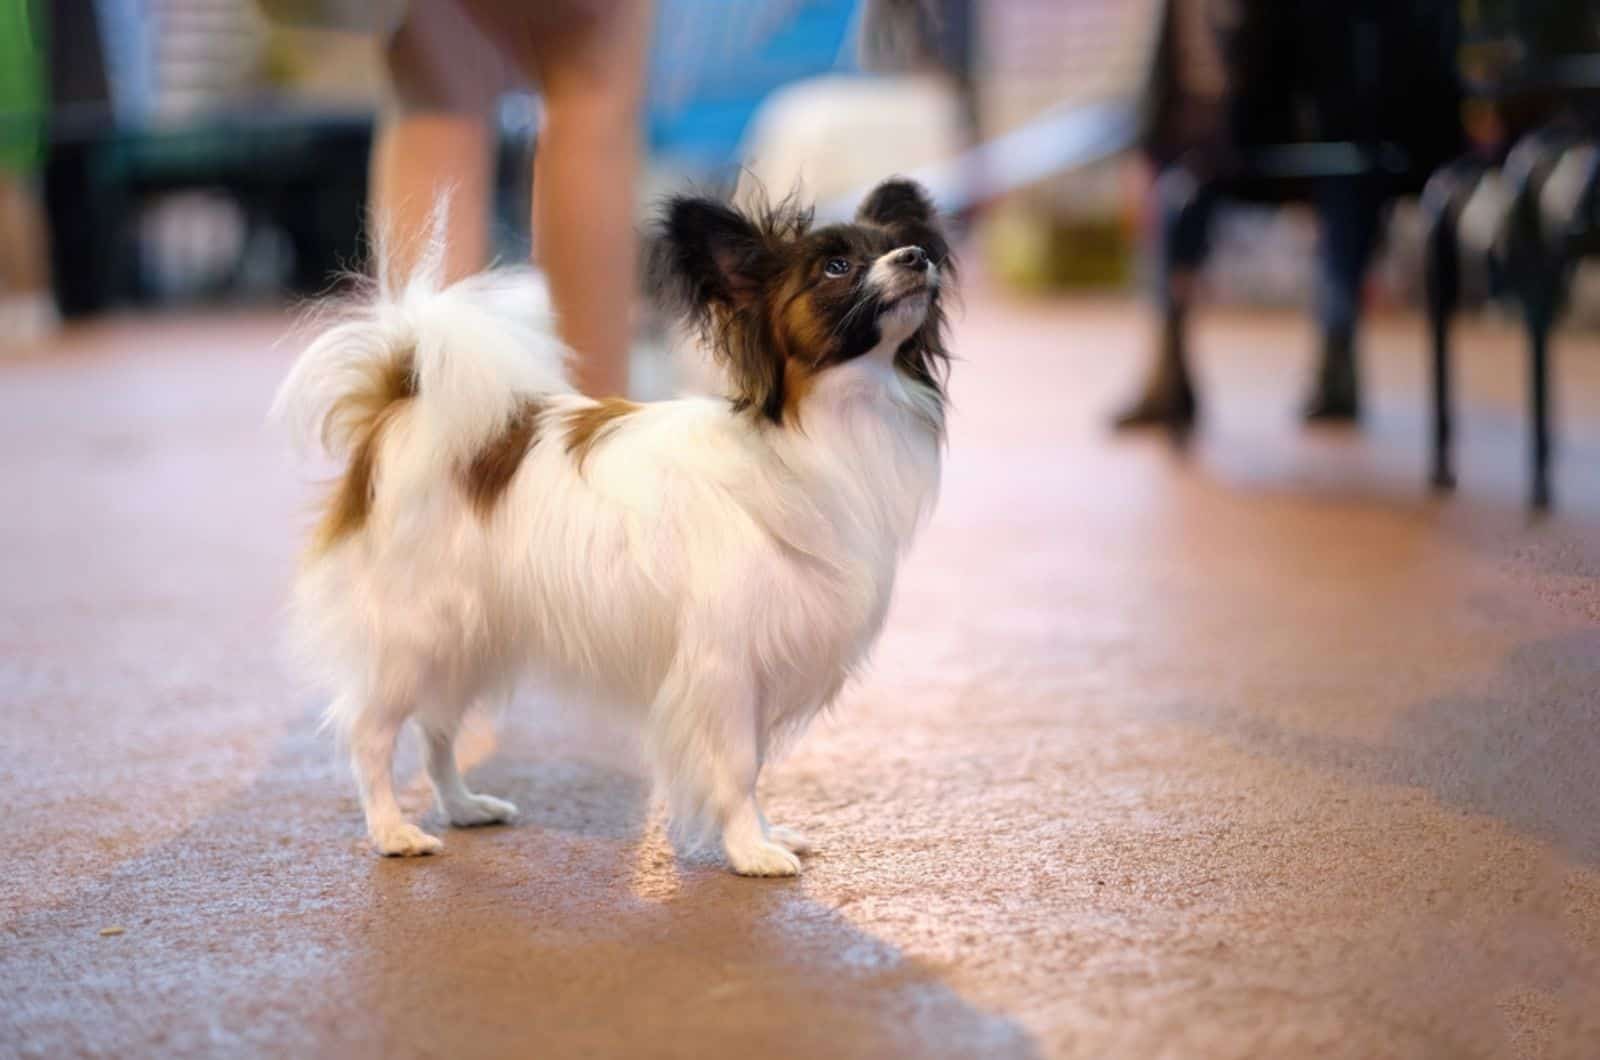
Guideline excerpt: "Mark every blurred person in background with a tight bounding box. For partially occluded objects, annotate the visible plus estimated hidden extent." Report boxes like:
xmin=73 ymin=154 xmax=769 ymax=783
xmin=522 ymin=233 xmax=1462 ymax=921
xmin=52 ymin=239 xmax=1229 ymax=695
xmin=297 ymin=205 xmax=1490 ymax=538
xmin=1114 ymin=0 xmax=1461 ymax=430
xmin=262 ymin=0 xmax=651 ymax=397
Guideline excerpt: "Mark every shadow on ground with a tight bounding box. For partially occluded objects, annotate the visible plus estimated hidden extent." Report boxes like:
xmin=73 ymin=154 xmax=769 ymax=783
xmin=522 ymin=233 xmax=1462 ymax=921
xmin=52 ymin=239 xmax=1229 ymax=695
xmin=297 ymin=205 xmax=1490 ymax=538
xmin=2 ymin=716 xmax=1037 ymax=1059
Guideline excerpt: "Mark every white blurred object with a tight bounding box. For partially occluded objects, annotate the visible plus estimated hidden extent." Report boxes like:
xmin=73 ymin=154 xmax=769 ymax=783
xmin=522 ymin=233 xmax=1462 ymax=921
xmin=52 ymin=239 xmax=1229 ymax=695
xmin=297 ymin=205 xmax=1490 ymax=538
xmin=744 ymin=0 xmax=1156 ymax=222
xmin=1458 ymin=170 xmax=1511 ymax=261
xmin=1541 ymin=143 xmax=1599 ymax=243
xmin=822 ymin=98 xmax=1138 ymax=222
xmin=857 ymin=0 xmax=941 ymax=73
xmin=139 ymin=191 xmax=249 ymax=300
xmin=736 ymin=73 xmax=967 ymax=214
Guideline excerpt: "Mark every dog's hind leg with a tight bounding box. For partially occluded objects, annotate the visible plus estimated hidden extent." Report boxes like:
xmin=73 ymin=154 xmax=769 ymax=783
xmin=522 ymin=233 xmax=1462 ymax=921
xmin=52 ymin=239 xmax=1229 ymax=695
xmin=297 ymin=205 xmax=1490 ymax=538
xmin=348 ymin=695 xmax=442 ymax=856
xmin=421 ymin=712 xmax=517 ymax=827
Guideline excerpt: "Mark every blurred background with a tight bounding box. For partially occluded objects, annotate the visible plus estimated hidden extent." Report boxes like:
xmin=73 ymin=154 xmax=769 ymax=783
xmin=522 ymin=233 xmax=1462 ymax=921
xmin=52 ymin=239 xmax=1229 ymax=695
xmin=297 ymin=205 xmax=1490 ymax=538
xmin=4 ymin=1 xmax=1597 ymax=325
xmin=6 ymin=2 xmax=1600 ymax=497
xmin=2 ymin=0 xmax=1600 ymax=509
xmin=3 ymin=0 xmax=1599 ymax=516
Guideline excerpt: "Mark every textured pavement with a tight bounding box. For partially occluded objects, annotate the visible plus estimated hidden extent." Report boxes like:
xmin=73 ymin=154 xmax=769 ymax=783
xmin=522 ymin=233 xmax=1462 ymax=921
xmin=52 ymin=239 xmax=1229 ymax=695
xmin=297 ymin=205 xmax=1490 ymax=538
xmin=3 ymin=293 xmax=1599 ymax=1057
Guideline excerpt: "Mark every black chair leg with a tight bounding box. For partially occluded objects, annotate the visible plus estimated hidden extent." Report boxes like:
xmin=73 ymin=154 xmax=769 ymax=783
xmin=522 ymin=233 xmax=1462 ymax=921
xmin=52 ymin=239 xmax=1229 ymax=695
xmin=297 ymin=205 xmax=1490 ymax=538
xmin=1527 ymin=310 xmax=1553 ymax=510
xmin=1501 ymin=132 xmax=1571 ymax=511
xmin=1428 ymin=303 xmax=1455 ymax=491
xmin=1420 ymin=168 xmax=1466 ymax=491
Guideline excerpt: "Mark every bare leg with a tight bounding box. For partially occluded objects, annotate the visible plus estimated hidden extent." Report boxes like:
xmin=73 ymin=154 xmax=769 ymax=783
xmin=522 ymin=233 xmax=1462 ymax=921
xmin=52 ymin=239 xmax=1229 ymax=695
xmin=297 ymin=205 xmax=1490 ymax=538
xmin=350 ymin=699 xmax=442 ymax=856
xmin=422 ymin=721 xmax=517 ymax=827
xmin=386 ymin=0 xmax=650 ymax=394
xmin=370 ymin=6 xmax=509 ymax=285
xmin=520 ymin=0 xmax=651 ymax=396
xmin=369 ymin=114 xmax=491 ymax=286
xmin=0 ymin=175 xmax=50 ymax=294
xmin=0 ymin=175 xmax=56 ymax=349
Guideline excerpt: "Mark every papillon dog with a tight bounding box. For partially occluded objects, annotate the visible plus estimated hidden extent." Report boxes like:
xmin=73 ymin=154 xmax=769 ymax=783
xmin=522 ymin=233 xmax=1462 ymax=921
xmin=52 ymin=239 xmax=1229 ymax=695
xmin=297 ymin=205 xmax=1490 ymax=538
xmin=274 ymin=178 xmax=953 ymax=875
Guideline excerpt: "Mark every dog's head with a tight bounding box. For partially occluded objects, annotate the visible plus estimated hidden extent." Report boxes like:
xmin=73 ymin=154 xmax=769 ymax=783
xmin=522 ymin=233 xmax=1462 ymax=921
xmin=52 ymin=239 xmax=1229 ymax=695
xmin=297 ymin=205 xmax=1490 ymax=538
xmin=651 ymin=178 xmax=953 ymax=423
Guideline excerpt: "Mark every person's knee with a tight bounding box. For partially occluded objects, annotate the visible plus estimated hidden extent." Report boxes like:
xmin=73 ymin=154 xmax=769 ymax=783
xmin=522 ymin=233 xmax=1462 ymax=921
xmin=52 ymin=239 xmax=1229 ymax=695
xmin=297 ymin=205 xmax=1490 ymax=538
xmin=384 ymin=22 xmax=498 ymax=115
xmin=528 ymin=0 xmax=650 ymax=112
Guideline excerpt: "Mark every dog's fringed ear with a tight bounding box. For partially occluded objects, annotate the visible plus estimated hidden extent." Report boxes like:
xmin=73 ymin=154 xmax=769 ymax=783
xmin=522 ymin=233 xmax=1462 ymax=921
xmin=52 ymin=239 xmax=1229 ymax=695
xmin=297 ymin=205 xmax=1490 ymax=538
xmin=650 ymin=195 xmax=788 ymax=419
xmin=856 ymin=178 xmax=936 ymax=228
xmin=652 ymin=196 xmax=776 ymax=316
xmin=856 ymin=178 xmax=952 ymax=275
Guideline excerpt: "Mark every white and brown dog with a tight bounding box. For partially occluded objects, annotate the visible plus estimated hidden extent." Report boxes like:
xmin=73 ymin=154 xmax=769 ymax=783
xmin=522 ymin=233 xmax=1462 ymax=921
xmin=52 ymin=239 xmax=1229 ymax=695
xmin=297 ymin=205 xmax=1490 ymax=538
xmin=275 ymin=179 xmax=953 ymax=875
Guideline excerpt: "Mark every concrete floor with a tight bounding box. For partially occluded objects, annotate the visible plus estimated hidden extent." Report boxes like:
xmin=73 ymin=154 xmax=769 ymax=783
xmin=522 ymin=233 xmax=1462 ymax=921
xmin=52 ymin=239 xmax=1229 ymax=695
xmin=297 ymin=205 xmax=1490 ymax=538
xmin=3 ymin=292 xmax=1599 ymax=1058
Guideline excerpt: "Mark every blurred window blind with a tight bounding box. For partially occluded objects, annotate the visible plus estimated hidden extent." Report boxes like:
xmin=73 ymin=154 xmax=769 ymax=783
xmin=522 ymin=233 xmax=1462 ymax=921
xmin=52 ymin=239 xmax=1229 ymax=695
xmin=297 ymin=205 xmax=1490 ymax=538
xmin=147 ymin=0 xmax=268 ymax=121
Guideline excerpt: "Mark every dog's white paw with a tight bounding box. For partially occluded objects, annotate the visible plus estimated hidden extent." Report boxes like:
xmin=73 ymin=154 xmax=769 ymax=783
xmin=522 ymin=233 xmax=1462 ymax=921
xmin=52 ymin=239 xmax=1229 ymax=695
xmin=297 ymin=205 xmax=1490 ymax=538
xmin=726 ymin=838 xmax=802 ymax=877
xmin=371 ymin=822 xmax=443 ymax=857
xmin=767 ymin=825 xmax=813 ymax=856
xmin=444 ymin=793 xmax=517 ymax=828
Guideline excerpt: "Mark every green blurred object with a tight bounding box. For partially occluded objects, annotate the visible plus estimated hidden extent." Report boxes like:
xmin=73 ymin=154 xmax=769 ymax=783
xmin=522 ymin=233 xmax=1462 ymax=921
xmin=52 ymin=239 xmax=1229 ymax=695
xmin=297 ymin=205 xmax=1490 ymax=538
xmin=0 ymin=0 xmax=46 ymax=173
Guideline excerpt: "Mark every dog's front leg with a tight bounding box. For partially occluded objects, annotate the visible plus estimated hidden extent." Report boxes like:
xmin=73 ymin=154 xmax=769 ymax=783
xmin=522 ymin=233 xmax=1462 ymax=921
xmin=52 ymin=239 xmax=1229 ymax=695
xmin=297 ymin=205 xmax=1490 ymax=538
xmin=720 ymin=789 xmax=800 ymax=877
xmin=654 ymin=653 xmax=800 ymax=877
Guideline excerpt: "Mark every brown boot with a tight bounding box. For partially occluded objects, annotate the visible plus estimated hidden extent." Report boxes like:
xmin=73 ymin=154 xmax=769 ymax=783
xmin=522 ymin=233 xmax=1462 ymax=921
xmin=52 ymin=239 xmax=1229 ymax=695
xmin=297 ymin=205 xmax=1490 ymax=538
xmin=1112 ymin=313 xmax=1197 ymax=430
xmin=1302 ymin=328 xmax=1361 ymax=423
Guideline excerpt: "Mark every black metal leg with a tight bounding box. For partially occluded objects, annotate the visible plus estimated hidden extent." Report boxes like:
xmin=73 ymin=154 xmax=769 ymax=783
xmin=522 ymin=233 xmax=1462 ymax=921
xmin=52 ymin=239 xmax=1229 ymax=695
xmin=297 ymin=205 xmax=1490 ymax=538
xmin=1528 ymin=313 xmax=1552 ymax=510
xmin=1420 ymin=170 xmax=1464 ymax=492
xmin=1429 ymin=307 xmax=1455 ymax=491
xmin=1500 ymin=133 xmax=1574 ymax=511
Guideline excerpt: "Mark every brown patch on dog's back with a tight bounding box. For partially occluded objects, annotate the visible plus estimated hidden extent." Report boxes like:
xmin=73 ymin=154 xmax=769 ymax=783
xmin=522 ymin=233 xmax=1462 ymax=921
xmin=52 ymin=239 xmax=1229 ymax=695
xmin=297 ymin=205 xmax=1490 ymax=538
xmin=564 ymin=397 xmax=640 ymax=469
xmin=464 ymin=399 xmax=542 ymax=517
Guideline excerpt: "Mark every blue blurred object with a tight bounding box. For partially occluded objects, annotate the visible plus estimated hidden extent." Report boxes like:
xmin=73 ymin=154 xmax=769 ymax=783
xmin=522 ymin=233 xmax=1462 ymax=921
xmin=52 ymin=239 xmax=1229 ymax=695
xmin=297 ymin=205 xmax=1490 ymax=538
xmin=646 ymin=0 xmax=861 ymax=175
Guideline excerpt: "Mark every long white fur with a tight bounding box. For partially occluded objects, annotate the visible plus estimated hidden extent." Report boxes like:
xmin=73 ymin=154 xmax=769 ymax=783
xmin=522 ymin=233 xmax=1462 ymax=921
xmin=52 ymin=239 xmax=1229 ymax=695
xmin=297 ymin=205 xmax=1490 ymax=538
xmin=274 ymin=247 xmax=943 ymax=875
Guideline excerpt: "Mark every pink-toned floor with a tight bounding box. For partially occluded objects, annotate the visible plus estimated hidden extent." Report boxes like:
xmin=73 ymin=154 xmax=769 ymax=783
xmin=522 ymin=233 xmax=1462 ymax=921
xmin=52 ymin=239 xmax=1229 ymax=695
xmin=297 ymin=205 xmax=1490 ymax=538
xmin=3 ymin=293 xmax=1599 ymax=1058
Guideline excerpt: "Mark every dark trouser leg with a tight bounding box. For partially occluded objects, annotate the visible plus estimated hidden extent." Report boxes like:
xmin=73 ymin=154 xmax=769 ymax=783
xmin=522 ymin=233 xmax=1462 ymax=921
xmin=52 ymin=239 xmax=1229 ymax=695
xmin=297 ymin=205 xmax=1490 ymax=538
xmin=1114 ymin=166 xmax=1214 ymax=430
xmin=1305 ymin=176 xmax=1386 ymax=421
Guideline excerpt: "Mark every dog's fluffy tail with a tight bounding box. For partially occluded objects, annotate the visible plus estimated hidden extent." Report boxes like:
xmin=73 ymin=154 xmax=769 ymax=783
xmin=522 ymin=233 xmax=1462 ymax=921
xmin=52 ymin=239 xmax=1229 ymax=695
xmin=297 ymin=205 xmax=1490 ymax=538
xmin=272 ymin=224 xmax=574 ymax=482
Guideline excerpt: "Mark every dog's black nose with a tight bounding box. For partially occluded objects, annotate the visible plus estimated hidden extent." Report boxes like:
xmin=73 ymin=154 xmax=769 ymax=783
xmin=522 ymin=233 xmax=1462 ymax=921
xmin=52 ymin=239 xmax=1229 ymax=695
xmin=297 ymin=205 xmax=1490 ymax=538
xmin=891 ymin=246 xmax=928 ymax=270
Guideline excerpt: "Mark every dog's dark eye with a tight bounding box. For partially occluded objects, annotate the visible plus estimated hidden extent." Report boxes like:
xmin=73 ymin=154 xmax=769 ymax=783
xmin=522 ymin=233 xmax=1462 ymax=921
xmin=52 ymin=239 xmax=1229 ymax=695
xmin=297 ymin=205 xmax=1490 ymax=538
xmin=823 ymin=258 xmax=852 ymax=278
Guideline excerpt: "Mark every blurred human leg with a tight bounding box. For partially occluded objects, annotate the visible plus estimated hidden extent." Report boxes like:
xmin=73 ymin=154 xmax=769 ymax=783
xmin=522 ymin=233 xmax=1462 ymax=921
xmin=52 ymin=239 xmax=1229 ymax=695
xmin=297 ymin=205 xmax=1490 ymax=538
xmin=1303 ymin=176 xmax=1386 ymax=422
xmin=0 ymin=175 xmax=57 ymax=348
xmin=1114 ymin=166 xmax=1213 ymax=430
xmin=527 ymin=1 xmax=650 ymax=397
xmin=369 ymin=116 xmax=491 ymax=285
xmin=501 ymin=0 xmax=651 ymax=397
xmin=371 ymin=6 xmax=514 ymax=285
